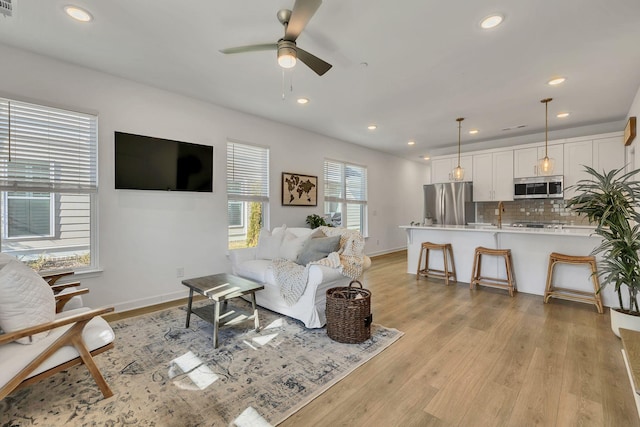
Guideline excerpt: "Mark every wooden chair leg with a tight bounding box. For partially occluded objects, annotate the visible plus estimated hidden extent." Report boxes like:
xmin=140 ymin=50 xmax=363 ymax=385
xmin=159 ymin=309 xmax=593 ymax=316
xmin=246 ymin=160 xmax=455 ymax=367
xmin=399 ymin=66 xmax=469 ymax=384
xmin=70 ymin=329 xmax=113 ymax=398
xmin=544 ymin=257 xmax=556 ymax=304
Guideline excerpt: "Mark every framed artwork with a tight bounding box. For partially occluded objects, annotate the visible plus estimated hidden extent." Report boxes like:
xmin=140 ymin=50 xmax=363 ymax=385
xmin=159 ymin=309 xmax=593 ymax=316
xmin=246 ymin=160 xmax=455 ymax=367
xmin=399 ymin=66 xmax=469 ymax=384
xmin=625 ymin=116 xmax=636 ymax=146
xmin=282 ymin=172 xmax=317 ymax=206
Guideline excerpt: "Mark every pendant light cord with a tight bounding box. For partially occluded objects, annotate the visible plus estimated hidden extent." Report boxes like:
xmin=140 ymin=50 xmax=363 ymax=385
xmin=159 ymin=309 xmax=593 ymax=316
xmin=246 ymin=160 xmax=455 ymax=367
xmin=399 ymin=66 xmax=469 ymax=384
xmin=541 ymin=98 xmax=552 ymax=157
xmin=456 ymin=117 xmax=464 ymax=167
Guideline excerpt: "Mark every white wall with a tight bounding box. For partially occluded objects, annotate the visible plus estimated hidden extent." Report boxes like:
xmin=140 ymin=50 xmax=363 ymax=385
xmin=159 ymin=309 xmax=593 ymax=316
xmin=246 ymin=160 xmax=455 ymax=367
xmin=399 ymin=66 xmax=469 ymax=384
xmin=0 ymin=44 xmax=427 ymax=311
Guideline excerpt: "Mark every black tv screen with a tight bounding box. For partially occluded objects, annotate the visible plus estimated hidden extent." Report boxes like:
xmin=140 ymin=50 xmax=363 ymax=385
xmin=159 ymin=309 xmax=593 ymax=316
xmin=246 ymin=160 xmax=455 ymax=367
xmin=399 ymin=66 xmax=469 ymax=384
xmin=115 ymin=132 xmax=213 ymax=192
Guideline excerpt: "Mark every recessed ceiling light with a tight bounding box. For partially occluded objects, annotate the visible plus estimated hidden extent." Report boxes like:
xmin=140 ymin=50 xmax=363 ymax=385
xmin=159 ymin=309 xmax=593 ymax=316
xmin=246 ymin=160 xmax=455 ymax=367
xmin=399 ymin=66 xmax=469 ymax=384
xmin=296 ymin=98 xmax=309 ymax=105
xmin=556 ymin=112 xmax=570 ymax=118
xmin=548 ymin=77 xmax=566 ymax=86
xmin=469 ymin=129 xmax=479 ymax=135
xmin=408 ymin=141 xmax=415 ymax=146
xmin=367 ymin=124 xmax=377 ymax=130
xmin=64 ymin=5 xmax=93 ymax=22
xmin=423 ymin=156 xmax=430 ymax=160
xmin=480 ymin=14 xmax=503 ymax=29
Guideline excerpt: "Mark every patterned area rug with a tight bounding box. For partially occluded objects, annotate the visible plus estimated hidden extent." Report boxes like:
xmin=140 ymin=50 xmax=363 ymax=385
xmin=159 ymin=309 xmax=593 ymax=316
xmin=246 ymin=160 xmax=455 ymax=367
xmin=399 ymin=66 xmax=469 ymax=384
xmin=1 ymin=300 xmax=403 ymax=426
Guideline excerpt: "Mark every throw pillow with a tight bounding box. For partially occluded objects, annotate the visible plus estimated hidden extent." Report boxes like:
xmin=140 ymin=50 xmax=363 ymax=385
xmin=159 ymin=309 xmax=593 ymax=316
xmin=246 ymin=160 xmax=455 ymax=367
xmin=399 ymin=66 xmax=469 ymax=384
xmin=295 ymin=235 xmax=341 ymax=266
xmin=0 ymin=259 xmax=55 ymax=344
xmin=279 ymin=231 xmax=309 ymax=261
xmin=255 ymin=227 xmax=286 ymax=260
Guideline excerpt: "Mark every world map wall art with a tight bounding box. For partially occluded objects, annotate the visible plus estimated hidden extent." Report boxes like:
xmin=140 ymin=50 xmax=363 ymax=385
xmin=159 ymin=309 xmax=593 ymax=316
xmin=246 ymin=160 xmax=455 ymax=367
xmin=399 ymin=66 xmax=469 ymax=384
xmin=282 ymin=172 xmax=317 ymax=206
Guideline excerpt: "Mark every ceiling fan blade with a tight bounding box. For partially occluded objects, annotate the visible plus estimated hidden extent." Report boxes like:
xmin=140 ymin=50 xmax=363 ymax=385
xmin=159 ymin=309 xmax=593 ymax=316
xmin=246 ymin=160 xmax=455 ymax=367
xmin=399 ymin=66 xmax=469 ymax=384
xmin=219 ymin=43 xmax=277 ymax=54
xmin=284 ymin=0 xmax=322 ymax=41
xmin=297 ymin=47 xmax=332 ymax=76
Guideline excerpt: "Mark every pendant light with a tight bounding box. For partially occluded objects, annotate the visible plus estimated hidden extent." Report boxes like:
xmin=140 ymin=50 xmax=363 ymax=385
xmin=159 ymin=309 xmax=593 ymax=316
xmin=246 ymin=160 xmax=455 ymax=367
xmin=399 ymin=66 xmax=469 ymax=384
xmin=538 ymin=98 xmax=554 ymax=175
xmin=452 ymin=117 xmax=465 ymax=181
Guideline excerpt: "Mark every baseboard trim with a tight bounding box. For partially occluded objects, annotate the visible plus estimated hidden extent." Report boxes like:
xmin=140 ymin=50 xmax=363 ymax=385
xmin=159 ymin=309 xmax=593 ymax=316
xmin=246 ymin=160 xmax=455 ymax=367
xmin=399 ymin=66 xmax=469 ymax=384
xmin=367 ymin=247 xmax=406 ymax=258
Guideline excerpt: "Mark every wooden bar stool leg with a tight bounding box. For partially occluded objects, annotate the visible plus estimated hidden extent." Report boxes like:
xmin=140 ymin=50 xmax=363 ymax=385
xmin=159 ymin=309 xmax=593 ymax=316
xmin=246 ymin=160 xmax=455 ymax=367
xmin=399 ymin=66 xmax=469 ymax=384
xmin=470 ymin=250 xmax=480 ymax=290
xmin=505 ymin=252 xmax=516 ymax=297
xmin=590 ymin=259 xmax=604 ymax=314
xmin=448 ymin=244 xmax=457 ymax=283
xmin=416 ymin=245 xmax=425 ymax=279
xmin=443 ymin=248 xmax=450 ymax=285
xmin=544 ymin=257 xmax=556 ymax=304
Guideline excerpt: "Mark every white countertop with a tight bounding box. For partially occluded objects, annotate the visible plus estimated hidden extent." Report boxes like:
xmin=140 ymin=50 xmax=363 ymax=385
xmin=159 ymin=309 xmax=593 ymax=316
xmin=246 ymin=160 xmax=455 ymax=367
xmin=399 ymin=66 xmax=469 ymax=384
xmin=399 ymin=224 xmax=597 ymax=237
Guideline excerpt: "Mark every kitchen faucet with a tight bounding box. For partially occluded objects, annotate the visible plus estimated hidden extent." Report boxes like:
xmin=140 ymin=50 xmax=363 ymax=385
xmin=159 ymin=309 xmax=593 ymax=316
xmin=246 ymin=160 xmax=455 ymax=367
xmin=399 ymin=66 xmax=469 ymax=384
xmin=497 ymin=201 xmax=505 ymax=229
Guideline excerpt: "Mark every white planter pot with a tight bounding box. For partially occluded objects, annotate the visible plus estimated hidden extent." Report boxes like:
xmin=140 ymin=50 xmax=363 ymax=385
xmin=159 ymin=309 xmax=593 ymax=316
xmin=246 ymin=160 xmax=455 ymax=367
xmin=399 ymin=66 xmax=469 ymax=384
xmin=610 ymin=308 xmax=640 ymax=338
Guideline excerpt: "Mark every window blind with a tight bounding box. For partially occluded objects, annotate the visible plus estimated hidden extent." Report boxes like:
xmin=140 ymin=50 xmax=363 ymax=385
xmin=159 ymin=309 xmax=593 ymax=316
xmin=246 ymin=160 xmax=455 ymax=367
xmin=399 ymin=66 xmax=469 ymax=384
xmin=227 ymin=141 xmax=269 ymax=202
xmin=0 ymin=99 xmax=98 ymax=193
xmin=324 ymin=160 xmax=367 ymax=204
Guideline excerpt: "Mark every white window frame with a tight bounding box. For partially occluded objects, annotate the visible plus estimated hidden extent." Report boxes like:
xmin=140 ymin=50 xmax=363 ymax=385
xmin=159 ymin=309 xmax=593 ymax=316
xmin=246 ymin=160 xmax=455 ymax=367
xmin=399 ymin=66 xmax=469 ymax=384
xmin=324 ymin=159 xmax=368 ymax=236
xmin=0 ymin=98 xmax=98 ymax=272
xmin=227 ymin=140 xmax=270 ymax=248
xmin=2 ymin=191 xmax=55 ymax=239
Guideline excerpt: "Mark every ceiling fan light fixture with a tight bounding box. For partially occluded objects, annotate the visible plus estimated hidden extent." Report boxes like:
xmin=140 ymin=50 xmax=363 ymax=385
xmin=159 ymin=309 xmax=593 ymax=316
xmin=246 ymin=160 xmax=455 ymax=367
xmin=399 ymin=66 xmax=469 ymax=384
xmin=277 ymin=40 xmax=297 ymax=69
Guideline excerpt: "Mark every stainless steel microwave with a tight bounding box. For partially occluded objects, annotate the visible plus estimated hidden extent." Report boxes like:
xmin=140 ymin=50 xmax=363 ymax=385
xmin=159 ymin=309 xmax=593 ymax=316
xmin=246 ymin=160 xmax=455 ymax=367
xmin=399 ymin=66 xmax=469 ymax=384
xmin=513 ymin=175 xmax=563 ymax=199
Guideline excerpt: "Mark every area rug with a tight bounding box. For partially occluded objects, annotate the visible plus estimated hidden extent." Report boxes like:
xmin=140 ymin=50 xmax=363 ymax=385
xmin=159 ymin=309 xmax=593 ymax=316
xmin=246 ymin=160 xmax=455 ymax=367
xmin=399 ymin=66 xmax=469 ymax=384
xmin=0 ymin=300 xmax=403 ymax=426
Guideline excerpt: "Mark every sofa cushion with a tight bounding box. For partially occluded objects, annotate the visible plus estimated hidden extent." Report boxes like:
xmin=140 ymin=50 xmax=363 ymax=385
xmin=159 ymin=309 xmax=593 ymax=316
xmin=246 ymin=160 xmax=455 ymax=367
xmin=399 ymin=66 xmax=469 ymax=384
xmin=0 ymin=259 xmax=55 ymax=344
xmin=234 ymin=259 xmax=273 ymax=283
xmin=296 ymin=235 xmax=341 ymax=266
xmin=279 ymin=231 xmax=309 ymax=261
xmin=255 ymin=227 xmax=286 ymax=260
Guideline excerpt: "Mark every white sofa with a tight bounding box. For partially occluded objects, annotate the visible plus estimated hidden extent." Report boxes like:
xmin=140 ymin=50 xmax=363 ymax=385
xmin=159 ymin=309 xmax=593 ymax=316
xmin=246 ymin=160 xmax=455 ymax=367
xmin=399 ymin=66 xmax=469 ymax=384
xmin=229 ymin=226 xmax=370 ymax=328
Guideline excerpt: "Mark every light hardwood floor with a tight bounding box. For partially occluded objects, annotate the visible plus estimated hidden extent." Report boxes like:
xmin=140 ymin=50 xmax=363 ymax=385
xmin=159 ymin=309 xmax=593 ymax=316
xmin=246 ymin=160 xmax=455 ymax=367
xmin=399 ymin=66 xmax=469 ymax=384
xmin=281 ymin=250 xmax=639 ymax=427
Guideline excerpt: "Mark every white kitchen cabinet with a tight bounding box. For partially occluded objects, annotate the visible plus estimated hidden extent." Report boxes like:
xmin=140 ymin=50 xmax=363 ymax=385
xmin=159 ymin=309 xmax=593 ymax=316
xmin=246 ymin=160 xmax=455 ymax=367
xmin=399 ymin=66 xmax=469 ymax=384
xmin=593 ymin=136 xmax=625 ymax=174
xmin=563 ymin=136 xmax=625 ymax=199
xmin=563 ymin=140 xmax=593 ymax=200
xmin=431 ymin=155 xmax=473 ymax=183
xmin=513 ymin=145 xmax=564 ymax=178
xmin=472 ymin=150 xmax=514 ymax=201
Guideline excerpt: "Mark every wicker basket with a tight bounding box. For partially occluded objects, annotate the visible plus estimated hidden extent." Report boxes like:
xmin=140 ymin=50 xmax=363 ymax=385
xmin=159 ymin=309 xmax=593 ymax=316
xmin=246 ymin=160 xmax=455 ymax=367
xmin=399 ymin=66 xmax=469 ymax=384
xmin=326 ymin=280 xmax=372 ymax=343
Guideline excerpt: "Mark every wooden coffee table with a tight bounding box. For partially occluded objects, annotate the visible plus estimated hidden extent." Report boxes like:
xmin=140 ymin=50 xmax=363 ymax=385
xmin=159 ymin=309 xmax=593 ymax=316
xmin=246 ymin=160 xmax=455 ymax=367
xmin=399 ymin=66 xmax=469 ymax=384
xmin=182 ymin=273 xmax=264 ymax=348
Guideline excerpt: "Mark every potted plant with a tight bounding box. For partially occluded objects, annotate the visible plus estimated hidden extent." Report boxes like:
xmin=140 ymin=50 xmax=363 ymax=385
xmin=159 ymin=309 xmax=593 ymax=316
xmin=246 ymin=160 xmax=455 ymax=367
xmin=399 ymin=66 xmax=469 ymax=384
xmin=305 ymin=214 xmax=331 ymax=229
xmin=566 ymin=166 xmax=640 ymax=336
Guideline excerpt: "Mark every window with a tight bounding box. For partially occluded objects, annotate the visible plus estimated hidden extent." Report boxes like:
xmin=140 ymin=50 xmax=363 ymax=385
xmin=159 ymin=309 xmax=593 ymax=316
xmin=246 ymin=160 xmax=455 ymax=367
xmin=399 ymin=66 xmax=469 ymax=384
xmin=0 ymin=98 xmax=97 ymax=272
xmin=227 ymin=141 xmax=269 ymax=249
xmin=324 ymin=159 xmax=368 ymax=235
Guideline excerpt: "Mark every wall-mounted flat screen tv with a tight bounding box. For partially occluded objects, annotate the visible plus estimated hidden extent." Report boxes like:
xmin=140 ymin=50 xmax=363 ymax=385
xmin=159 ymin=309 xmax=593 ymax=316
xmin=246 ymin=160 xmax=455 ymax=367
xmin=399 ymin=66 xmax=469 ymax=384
xmin=115 ymin=132 xmax=213 ymax=192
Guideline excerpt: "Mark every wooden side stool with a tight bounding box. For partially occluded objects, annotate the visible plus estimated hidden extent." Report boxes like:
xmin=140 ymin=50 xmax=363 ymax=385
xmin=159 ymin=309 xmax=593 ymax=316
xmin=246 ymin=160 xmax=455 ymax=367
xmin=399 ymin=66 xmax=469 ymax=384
xmin=470 ymin=247 xmax=516 ymax=297
xmin=543 ymin=252 xmax=603 ymax=313
xmin=416 ymin=242 xmax=457 ymax=285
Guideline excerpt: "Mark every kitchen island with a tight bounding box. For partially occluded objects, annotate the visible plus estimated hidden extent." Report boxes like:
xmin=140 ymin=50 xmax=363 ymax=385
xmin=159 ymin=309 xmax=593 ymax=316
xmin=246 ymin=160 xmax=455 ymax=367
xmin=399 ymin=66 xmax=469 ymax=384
xmin=400 ymin=224 xmax=616 ymax=308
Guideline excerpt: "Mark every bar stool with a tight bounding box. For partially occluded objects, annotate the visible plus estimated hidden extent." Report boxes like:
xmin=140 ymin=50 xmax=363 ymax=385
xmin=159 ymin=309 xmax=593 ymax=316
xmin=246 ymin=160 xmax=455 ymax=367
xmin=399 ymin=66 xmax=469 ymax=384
xmin=416 ymin=242 xmax=457 ymax=285
xmin=544 ymin=252 xmax=604 ymax=313
xmin=470 ymin=247 xmax=516 ymax=296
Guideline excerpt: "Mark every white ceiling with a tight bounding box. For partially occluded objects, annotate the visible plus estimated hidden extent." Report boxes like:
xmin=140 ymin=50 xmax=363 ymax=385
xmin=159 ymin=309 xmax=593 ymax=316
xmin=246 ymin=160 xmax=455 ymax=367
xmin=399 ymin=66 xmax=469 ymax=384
xmin=1 ymin=0 xmax=640 ymax=161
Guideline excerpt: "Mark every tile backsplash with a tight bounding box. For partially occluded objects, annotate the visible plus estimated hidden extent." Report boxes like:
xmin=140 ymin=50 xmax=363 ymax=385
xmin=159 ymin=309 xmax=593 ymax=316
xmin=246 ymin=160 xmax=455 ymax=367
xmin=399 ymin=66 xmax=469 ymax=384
xmin=476 ymin=199 xmax=591 ymax=226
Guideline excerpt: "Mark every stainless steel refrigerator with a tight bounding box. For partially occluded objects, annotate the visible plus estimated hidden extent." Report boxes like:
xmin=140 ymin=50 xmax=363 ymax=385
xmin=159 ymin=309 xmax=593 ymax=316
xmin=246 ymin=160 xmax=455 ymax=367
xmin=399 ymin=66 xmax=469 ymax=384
xmin=423 ymin=182 xmax=475 ymax=225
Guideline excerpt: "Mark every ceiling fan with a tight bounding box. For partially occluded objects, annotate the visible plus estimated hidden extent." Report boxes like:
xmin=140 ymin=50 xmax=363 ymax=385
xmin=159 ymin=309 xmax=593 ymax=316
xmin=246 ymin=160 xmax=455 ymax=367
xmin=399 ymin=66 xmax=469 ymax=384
xmin=219 ymin=0 xmax=332 ymax=76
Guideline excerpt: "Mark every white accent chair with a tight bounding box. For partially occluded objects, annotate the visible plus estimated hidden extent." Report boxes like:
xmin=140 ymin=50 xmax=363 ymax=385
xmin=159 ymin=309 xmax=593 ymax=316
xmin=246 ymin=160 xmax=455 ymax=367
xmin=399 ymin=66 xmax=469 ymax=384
xmin=0 ymin=254 xmax=115 ymax=400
